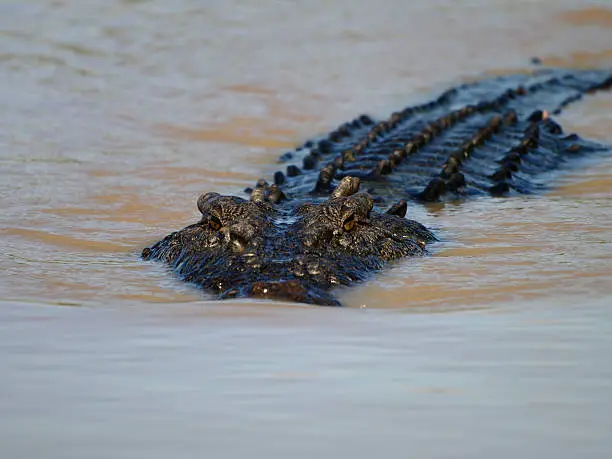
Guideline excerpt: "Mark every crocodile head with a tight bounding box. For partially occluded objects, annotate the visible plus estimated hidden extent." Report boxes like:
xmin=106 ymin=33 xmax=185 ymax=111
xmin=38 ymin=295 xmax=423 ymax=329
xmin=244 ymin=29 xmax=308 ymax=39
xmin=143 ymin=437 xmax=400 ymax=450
xmin=142 ymin=177 xmax=436 ymax=306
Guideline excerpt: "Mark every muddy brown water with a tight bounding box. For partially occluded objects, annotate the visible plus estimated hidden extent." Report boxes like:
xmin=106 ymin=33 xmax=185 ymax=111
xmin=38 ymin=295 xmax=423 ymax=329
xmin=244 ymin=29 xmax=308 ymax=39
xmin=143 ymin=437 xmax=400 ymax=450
xmin=1 ymin=1 xmax=612 ymax=458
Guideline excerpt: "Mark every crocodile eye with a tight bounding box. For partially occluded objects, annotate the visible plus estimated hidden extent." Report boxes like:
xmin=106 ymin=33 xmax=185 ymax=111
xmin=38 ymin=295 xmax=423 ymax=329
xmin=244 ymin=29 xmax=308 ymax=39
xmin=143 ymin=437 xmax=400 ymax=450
xmin=209 ymin=215 xmax=222 ymax=231
xmin=343 ymin=215 xmax=357 ymax=232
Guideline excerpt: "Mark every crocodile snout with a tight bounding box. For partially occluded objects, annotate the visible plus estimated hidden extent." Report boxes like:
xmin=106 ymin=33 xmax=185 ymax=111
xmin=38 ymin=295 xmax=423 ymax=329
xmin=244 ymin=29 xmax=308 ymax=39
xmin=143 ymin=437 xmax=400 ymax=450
xmin=248 ymin=280 xmax=341 ymax=306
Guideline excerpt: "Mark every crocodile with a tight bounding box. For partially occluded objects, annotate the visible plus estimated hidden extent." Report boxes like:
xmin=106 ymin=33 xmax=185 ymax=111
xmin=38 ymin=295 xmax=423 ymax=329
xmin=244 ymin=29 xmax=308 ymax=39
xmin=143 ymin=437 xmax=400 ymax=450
xmin=142 ymin=68 xmax=612 ymax=306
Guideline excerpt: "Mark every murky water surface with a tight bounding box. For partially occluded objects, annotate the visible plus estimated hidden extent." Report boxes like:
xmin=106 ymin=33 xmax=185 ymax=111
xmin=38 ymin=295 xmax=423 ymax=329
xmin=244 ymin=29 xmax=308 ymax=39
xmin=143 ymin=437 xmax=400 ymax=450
xmin=1 ymin=1 xmax=612 ymax=458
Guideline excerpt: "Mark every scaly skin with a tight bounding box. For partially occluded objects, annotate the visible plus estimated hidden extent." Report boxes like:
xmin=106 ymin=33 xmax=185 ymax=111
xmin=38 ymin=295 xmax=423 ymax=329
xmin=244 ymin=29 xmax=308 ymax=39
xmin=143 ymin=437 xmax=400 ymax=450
xmin=143 ymin=68 xmax=612 ymax=306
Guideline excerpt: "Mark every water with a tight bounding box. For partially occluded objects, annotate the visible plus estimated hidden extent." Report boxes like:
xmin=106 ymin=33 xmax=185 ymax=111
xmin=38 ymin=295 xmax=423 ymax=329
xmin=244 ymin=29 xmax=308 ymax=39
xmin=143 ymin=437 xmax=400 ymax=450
xmin=1 ymin=1 xmax=612 ymax=457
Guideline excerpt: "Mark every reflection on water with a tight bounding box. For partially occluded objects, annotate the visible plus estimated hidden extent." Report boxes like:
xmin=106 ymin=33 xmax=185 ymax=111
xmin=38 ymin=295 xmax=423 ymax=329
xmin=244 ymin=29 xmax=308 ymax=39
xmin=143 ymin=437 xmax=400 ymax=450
xmin=1 ymin=0 xmax=612 ymax=457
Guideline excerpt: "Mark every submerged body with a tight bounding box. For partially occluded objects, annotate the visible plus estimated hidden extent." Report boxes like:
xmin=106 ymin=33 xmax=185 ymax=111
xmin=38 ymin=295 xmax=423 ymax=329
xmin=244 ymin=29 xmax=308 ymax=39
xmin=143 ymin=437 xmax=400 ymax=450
xmin=143 ymin=68 xmax=612 ymax=305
